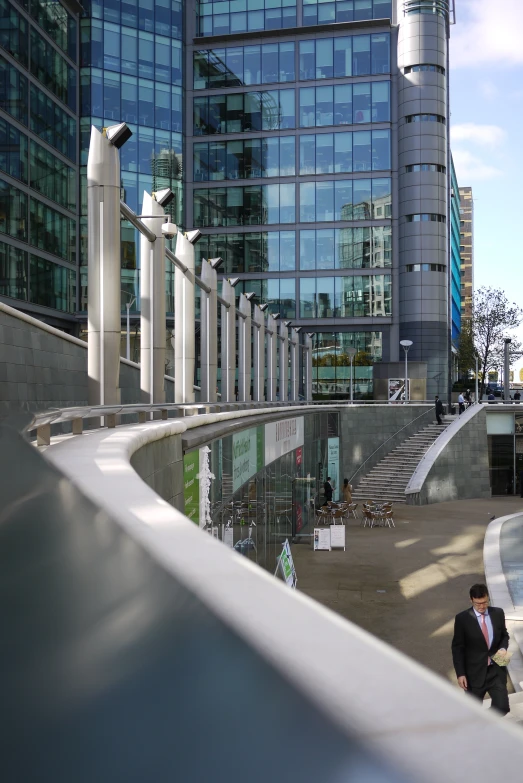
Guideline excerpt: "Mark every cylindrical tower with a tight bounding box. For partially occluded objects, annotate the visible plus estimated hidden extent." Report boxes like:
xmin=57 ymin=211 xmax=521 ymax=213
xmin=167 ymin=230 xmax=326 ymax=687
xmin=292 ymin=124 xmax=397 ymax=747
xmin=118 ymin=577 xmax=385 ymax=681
xmin=397 ymin=1 xmax=451 ymax=399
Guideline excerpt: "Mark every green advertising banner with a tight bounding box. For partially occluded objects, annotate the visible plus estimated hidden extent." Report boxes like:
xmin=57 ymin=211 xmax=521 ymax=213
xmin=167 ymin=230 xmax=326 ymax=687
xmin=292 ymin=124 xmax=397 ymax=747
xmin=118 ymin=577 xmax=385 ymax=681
xmin=232 ymin=426 xmax=264 ymax=492
xmin=184 ymin=450 xmax=200 ymax=525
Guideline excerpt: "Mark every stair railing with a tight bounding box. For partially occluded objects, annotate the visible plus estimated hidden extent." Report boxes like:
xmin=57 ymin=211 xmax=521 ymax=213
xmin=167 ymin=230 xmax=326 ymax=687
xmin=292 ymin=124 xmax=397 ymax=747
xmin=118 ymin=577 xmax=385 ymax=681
xmin=349 ymin=407 xmax=435 ymax=486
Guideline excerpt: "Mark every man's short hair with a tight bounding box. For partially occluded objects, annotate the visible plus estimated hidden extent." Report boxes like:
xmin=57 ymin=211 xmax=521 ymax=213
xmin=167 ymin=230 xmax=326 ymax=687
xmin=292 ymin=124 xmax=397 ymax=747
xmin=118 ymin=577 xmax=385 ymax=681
xmin=327 ymin=476 xmax=331 ymax=481
xmin=470 ymin=583 xmax=489 ymax=600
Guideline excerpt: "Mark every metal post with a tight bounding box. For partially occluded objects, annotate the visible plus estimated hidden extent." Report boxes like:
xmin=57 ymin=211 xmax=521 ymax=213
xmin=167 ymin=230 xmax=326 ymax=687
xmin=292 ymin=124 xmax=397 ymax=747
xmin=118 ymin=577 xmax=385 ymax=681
xmin=87 ymin=126 xmax=122 ymax=406
xmin=238 ymin=293 xmax=252 ymax=402
xmin=504 ymin=338 xmax=512 ymax=402
xmin=174 ymin=231 xmax=196 ymax=403
xmin=290 ymin=329 xmax=299 ymax=401
xmin=221 ymin=279 xmax=236 ymax=402
xmin=346 ymin=346 xmax=356 ymax=405
xmin=140 ymin=191 xmax=166 ymax=405
xmin=266 ymin=315 xmax=278 ymax=401
xmin=126 ymin=302 xmax=131 ymax=361
xmin=252 ymin=304 xmax=265 ymax=402
xmin=475 ymin=354 xmax=479 ymax=403
xmin=279 ymin=320 xmax=289 ymax=402
xmin=405 ymin=350 xmax=408 ymax=403
xmin=305 ymin=333 xmax=313 ymax=401
xmin=200 ymin=259 xmax=218 ymax=403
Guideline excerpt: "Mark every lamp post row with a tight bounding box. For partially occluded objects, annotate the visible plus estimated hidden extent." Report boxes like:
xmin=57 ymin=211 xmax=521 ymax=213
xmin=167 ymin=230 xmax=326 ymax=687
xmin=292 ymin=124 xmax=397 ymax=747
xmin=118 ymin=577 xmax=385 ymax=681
xmin=87 ymin=123 xmax=312 ymax=408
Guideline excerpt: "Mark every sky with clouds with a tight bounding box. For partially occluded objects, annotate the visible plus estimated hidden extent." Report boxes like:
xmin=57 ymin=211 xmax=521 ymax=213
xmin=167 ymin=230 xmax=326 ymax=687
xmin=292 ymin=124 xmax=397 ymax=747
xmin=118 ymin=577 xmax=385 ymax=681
xmin=448 ymin=0 xmax=523 ymax=380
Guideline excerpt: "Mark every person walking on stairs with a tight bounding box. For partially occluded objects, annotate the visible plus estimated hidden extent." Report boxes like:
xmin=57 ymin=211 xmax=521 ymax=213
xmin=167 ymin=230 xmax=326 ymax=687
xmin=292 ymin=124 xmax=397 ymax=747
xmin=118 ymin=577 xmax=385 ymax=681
xmin=435 ymin=395 xmax=444 ymax=425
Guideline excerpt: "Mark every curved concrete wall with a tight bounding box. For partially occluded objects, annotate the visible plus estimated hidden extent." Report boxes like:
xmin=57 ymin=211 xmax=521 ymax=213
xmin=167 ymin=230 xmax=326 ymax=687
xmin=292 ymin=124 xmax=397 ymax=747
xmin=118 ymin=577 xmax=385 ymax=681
xmin=405 ymin=404 xmax=490 ymax=504
xmin=397 ymin=11 xmax=449 ymax=398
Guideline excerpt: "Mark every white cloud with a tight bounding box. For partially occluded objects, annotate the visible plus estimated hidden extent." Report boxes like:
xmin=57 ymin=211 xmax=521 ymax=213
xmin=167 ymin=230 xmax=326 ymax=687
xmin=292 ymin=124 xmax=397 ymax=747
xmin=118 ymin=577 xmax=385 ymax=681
xmin=451 ymin=149 xmax=503 ymax=182
xmin=451 ymin=123 xmax=506 ymax=147
xmin=450 ymin=0 xmax=523 ymax=68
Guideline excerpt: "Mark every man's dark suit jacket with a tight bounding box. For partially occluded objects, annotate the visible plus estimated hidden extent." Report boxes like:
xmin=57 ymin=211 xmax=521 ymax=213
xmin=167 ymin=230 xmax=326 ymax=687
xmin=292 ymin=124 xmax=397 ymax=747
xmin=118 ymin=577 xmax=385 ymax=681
xmin=323 ymin=481 xmax=333 ymax=501
xmin=451 ymin=606 xmax=509 ymax=688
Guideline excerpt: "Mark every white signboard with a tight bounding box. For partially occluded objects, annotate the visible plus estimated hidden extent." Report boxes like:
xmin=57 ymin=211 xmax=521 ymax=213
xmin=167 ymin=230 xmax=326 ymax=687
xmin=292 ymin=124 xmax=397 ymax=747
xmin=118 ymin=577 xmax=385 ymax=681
xmin=222 ymin=526 xmax=234 ymax=548
xmin=330 ymin=525 xmax=346 ymax=551
xmin=314 ymin=528 xmax=331 ymax=551
xmin=232 ymin=426 xmax=258 ymax=492
xmin=265 ymin=417 xmax=304 ymax=465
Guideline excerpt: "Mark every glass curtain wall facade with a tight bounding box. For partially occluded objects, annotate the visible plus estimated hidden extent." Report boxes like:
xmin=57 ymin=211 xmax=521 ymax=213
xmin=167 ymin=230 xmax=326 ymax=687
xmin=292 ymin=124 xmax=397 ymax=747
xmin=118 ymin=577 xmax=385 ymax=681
xmin=450 ymin=157 xmax=461 ymax=351
xmin=78 ymin=0 xmax=183 ymax=343
xmin=0 ymin=0 xmax=79 ymax=324
xmin=187 ymin=1 xmax=396 ymax=398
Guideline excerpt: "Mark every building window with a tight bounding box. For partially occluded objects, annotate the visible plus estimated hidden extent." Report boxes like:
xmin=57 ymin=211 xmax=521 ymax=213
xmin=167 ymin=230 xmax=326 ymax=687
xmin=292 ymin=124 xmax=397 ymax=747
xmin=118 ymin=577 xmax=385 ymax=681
xmin=235 ymin=277 xmax=296 ymax=318
xmin=300 ymin=275 xmax=391 ymax=318
xmin=404 ymin=64 xmax=445 ymax=75
xmin=29 ymin=198 xmax=76 ymax=262
xmin=299 ymin=81 xmax=390 ymax=128
xmin=29 ymin=85 xmax=77 ymax=161
xmin=29 ymin=254 xmax=76 ymax=312
xmin=194 ymin=184 xmax=296 ymax=227
xmin=303 ymin=0 xmax=392 ymax=26
xmin=0 ymin=180 xmax=28 ymax=241
xmin=0 ymin=54 xmax=29 ymax=125
xmin=404 ymin=0 xmax=448 ymax=19
xmin=300 ymin=178 xmax=391 ymax=222
xmin=30 ymin=28 xmax=76 ymax=110
xmin=194 ymin=43 xmax=295 ymax=90
xmin=0 ymin=239 xmax=28 ymax=301
xmin=299 ymin=129 xmax=391 ymax=174
xmin=194 ymin=89 xmax=295 ymax=136
xmin=299 ymin=33 xmax=390 ymax=80
xmin=405 ymin=163 xmax=445 ymax=173
xmin=198 ymin=0 xmax=297 ymax=37
xmin=197 ymin=231 xmax=296 ymax=274
xmin=0 ymin=117 xmax=28 ymax=183
xmin=405 ymin=263 xmax=446 ymax=272
xmin=29 ymin=141 xmax=76 ymax=211
xmin=300 ymin=226 xmax=391 ymax=270
xmin=405 ymin=114 xmax=445 ymax=124
xmin=405 ymin=213 xmax=446 ymax=223
xmin=21 ymin=0 xmax=77 ymax=60
xmin=194 ymin=136 xmax=295 ymax=181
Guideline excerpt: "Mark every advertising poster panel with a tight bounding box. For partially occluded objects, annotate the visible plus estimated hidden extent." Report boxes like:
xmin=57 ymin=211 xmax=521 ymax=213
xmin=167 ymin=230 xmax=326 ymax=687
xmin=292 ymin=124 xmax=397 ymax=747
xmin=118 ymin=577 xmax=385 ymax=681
xmin=184 ymin=450 xmax=200 ymax=525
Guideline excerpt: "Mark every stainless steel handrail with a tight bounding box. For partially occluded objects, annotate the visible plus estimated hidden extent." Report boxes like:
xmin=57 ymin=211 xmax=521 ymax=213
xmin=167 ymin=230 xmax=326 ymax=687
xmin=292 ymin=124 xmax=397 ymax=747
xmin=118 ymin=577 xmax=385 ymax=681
xmin=348 ymin=405 xmax=433 ymax=484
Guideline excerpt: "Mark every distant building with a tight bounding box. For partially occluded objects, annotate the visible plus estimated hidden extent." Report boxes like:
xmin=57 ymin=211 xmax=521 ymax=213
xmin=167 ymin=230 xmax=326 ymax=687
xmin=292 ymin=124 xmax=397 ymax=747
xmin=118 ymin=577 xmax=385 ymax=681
xmin=459 ymin=187 xmax=474 ymax=320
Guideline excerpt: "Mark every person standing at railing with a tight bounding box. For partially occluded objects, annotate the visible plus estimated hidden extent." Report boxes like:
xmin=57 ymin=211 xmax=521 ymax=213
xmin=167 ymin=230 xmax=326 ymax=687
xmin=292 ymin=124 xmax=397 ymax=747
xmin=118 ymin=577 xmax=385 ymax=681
xmin=451 ymin=584 xmax=510 ymax=715
xmin=323 ymin=477 xmax=333 ymax=506
xmin=435 ymin=395 xmax=444 ymax=424
xmin=464 ymin=389 xmax=472 ymax=408
xmin=458 ymin=392 xmax=465 ymax=416
xmin=342 ymin=479 xmax=352 ymax=503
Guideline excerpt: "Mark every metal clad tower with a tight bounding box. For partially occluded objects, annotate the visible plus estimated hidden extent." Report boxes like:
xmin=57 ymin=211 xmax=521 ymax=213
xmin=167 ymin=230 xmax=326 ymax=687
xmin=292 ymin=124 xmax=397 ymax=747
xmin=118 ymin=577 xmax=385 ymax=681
xmin=398 ymin=1 xmax=451 ymax=398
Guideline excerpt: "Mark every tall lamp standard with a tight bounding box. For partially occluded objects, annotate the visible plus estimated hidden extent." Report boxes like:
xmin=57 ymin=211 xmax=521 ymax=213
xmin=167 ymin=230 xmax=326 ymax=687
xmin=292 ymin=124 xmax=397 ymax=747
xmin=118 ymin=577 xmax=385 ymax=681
xmin=124 ymin=294 xmax=136 ymax=361
xmin=346 ymin=347 xmax=357 ymax=404
xmin=400 ymin=340 xmax=413 ymax=403
xmin=475 ymin=353 xmax=479 ymax=405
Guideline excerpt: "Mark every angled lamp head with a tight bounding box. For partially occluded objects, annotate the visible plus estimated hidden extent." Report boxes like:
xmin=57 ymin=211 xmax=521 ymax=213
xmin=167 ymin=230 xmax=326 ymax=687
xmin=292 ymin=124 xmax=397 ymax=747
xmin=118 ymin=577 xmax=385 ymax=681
xmin=153 ymin=188 xmax=175 ymax=208
xmin=259 ymin=303 xmax=269 ymax=312
xmin=210 ymin=256 xmax=224 ymax=269
xmin=186 ymin=229 xmax=202 ymax=245
xmin=104 ymin=122 xmax=132 ymax=149
xmin=228 ymin=277 xmax=241 ymax=288
xmin=244 ymin=291 xmax=256 ymax=301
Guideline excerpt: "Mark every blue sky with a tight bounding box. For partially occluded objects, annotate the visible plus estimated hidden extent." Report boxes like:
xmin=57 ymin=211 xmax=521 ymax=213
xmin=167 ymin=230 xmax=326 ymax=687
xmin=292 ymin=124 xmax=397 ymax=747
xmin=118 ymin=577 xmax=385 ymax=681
xmin=447 ymin=0 xmax=523 ymax=379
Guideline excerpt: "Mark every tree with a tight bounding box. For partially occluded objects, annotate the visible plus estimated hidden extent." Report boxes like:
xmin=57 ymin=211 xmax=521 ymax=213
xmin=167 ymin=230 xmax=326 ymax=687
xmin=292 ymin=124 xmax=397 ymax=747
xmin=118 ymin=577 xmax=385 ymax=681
xmin=473 ymin=287 xmax=523 ymax=398
xmin=457 ymin=318 xmax=476 ymax=379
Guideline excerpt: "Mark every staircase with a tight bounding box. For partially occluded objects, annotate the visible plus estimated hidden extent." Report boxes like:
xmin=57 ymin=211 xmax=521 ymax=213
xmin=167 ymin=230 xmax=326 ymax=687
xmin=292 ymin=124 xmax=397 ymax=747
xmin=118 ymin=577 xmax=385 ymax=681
xmin=352 ymin=419 xmax=452 ymax=504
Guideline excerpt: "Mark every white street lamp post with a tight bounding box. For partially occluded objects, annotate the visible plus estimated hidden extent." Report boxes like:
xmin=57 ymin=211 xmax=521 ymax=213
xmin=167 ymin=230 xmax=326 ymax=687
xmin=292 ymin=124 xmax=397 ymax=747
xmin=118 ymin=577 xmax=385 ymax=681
xmin=346 ymin=347 xmax=357 ymax=404
xmin=400 ymin=340 xmax=413 ymax=404
xmin=125 ymin=296 xmax=136 ymax=361
xmin=475 ymin=354 xmax=479 ymax=404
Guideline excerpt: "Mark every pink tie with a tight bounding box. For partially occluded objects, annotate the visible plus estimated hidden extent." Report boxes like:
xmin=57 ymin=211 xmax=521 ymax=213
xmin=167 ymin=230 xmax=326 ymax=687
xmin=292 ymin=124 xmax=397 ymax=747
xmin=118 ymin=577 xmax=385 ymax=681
xmin=480 ymin=614 xmax=491 ymax=664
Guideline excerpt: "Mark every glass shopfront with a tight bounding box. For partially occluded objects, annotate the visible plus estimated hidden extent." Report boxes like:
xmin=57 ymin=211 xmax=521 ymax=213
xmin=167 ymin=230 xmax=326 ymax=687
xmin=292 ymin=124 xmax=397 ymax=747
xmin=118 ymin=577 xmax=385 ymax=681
xmin=183 ymin=411 xmax=339 ymax=574
xmin=487 ymin=411 xmax=523 ymax=495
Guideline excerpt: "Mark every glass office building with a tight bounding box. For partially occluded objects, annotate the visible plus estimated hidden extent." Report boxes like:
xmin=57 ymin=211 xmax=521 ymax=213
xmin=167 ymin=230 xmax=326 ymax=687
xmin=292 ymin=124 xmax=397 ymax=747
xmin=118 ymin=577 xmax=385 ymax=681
xmin=0 ymin=0 xmax=459 ymax=399
xmin=0 ymin=0 xmax=79 ymax=327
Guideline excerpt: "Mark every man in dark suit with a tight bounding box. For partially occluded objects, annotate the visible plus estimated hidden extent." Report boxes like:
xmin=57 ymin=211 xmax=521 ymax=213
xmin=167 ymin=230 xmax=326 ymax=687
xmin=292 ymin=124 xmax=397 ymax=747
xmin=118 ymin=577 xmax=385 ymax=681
xmin=451 ymin=583 xmax=510 ymax=715
xmin=435 ymin=395 xmax=444 ymax=424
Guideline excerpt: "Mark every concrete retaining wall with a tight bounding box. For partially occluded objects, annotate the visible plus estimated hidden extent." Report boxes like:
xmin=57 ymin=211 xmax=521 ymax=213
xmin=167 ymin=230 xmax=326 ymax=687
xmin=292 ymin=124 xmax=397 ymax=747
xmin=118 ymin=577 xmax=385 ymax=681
xmin=130 ymin=431 xmax=184 ymax=512
xmin=0 ymin=303 xmax=174 ymax=416
xmin=405 ymin=404 xmax=490 ymax=504
xmin=340 ymin=404 xmax=433 ymax=487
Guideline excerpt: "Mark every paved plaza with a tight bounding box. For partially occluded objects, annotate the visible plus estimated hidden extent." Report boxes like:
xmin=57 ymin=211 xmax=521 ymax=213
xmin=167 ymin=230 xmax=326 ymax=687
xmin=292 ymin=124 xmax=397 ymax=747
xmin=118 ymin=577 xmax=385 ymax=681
xmin=292 ymin=497 xmax=523 ymax=690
